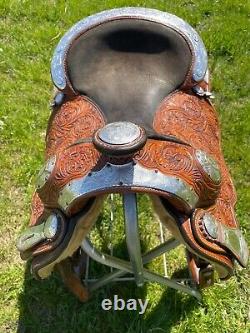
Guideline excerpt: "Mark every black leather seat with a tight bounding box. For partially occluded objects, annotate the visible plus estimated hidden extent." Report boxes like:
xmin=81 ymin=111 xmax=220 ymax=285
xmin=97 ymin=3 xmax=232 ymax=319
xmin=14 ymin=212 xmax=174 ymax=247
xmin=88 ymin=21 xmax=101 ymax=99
xmin=67 ymin=19 xmax=192 ymax=130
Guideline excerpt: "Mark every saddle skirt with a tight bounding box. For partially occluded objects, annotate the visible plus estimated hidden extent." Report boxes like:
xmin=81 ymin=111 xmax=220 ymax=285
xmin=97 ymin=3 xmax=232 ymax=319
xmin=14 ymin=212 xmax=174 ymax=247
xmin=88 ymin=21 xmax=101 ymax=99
xmin=17 ymin=8 xmax=248 ymax=300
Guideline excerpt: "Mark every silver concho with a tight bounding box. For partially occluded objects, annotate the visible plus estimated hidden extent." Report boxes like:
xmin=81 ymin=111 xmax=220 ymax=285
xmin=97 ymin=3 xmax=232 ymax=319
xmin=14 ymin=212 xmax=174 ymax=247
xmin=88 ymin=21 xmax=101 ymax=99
xmin=195 ymin=150 xmax=221 ymax=183
xmin=36 ymin=155 xmax=56 ymax=190
xmin=98 ymin=122 xmax=141 ymax=145
xmin=203 ymin=213 xmax=218 ymax=239
xmin=43 ymin=213 xmax=59 ymax=239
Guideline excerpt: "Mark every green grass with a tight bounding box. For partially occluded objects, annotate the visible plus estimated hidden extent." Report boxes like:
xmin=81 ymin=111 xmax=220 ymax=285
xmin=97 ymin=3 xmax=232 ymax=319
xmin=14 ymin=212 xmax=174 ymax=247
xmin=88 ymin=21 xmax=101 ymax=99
xmin=0 ymin=0 xmax=249 ymax=332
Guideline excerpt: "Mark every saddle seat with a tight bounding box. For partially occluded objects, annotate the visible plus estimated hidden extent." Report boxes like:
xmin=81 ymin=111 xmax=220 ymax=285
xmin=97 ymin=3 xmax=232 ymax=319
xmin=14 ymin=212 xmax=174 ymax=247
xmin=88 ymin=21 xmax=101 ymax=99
xmin=17 ymin=8 xmax=248 ymax=301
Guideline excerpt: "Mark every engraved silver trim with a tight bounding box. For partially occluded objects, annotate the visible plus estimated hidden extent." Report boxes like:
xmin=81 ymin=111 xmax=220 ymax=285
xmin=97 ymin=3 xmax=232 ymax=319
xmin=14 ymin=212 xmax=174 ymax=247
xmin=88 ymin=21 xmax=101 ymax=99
xmin=51 ymin=7 xmax=207 ymax=90
xmin=58 ymin=162 xmax=199 ymax=211
xmin=202 ymin=213 xmax=249 ymax=267
xmin=195 ymin=150 xmax=221 ymax=183
xmin=223 ymin=228 xmax=249 ymax=267
xmin=16 ymin=213 xmax=59 ymax=253
xmin=36 ymin=155 xmax=56 ymax=190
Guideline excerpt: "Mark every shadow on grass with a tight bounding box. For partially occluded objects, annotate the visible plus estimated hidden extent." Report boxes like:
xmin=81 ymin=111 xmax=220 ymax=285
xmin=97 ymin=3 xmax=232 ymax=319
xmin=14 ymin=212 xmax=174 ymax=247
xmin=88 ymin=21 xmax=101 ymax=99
xmin=143 ymin=269 xmax=200 ymax=332
xmin=17 ymin=258 xmax=200 ymax=333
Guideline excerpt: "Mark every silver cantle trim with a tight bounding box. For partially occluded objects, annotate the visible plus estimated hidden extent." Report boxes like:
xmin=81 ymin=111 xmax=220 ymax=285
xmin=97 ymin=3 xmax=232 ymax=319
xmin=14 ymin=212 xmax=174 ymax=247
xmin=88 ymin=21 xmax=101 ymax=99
xmin=51 ymin=7 xmax=207 ymax=90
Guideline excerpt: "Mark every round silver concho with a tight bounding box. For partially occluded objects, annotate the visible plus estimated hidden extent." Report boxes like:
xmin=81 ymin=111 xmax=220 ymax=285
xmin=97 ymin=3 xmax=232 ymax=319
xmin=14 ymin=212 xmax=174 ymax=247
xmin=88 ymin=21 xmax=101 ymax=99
xmin=43 ymin=213 xmax=59 ymax=239
xmin=203 ymin=213 xmax=218 ymax=239
xmin=98 ymin=122 xmax=141 ymax=145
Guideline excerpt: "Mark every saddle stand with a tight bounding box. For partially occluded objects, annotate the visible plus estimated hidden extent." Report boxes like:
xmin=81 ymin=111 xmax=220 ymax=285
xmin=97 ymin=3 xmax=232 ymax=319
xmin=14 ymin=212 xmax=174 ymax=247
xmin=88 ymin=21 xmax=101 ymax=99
xmin=17 ymin=8 xmax=248 ymax=302
xmin=82 ymin=193 xmax=201 ymax=300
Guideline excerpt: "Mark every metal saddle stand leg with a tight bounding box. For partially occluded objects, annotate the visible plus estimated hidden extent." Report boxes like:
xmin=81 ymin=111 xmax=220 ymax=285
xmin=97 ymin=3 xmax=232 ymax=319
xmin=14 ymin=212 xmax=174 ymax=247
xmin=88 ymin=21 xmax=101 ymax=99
xmin=17 ymin=8 xmax=248 ymax=303
xmin=82 ymin=193 xmax=201 ymax=300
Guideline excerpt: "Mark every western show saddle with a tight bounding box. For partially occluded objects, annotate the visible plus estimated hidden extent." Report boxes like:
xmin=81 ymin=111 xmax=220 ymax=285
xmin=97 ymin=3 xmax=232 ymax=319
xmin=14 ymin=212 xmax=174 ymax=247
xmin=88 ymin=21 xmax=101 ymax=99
xmin=17 ymin=8 xmax=248 ymax=302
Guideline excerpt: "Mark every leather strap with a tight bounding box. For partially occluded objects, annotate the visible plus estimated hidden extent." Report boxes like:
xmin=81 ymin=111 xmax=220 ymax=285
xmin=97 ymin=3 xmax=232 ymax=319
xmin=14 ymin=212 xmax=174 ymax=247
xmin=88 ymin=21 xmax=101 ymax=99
xmin=56 ymin=251 xmax=89 ymax=302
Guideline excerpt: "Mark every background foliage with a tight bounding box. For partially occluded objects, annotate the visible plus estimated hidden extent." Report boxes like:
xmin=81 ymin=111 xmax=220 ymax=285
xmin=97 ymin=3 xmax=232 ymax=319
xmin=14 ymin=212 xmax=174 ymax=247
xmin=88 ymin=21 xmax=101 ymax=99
xmin=0 ymin=1 xmax=249 ymax=332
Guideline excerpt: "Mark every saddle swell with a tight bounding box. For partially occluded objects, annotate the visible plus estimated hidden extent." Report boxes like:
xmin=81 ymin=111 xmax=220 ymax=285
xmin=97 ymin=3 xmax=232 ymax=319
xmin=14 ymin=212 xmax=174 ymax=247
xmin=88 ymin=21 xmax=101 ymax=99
xmin=17 ymin=8 xmax=248 ymax=301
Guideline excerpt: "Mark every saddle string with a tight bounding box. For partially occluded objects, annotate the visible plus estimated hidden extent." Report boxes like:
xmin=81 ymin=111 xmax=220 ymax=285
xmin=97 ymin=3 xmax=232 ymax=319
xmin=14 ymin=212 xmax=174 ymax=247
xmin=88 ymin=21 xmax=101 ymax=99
xmin=67 ymin=132 xmax=190 ymax=150
xmin=146 ymin=132 xmax=190 ymax=146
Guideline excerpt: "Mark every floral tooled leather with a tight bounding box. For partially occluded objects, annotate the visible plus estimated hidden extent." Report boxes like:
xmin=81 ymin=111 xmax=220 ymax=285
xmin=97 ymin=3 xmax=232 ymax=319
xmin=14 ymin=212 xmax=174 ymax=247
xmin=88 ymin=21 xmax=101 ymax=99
xmin=30 ymin=192 xmax=45 ymax=226
xmin=33 ymin=96 xmax=105 ymax=209
xmin=38 ymin=142 xmax=100 ymax=207
xmin=46 ymin=96 xmax=105 ymax=158
xmin=135 ymin=140 xmax=221 ymax=207
xmin=153 ymin=91 xmax=238 ymax=229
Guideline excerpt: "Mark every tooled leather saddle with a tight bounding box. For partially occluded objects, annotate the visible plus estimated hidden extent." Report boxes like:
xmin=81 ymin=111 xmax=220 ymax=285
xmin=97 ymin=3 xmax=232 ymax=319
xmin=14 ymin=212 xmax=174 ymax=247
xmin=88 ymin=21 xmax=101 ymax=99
xmin=17 ymin=8 xmax=248 ymax=302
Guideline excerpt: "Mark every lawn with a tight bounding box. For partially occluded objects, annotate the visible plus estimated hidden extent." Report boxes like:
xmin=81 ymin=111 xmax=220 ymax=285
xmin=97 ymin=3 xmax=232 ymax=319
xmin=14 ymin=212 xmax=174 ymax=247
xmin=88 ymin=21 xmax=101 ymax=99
xmin=0 ymin=0 xmax=249 ymax=332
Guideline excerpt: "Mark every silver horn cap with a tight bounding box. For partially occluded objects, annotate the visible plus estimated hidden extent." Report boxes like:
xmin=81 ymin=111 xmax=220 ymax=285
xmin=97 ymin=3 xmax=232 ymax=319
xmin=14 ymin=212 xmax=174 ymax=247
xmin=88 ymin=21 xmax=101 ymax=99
xmin=99 ymin=121 xmax=141 ymax=145
xmin=93 ymin=121 xmax=147 ymax=156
